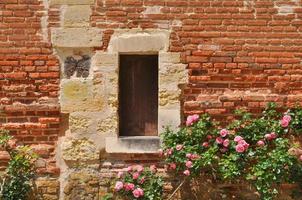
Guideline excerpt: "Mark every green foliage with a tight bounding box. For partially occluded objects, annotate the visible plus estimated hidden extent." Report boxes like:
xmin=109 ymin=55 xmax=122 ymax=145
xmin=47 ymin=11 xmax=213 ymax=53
xmin=0 ymin=129 xmax=38 ymax=200
xmin=161 ymin=103 xmax=302 ymax=200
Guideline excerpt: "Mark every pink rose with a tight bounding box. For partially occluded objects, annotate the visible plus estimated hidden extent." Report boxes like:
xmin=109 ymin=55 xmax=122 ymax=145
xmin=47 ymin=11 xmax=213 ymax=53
xmin=202 ymin=142 xmax=209 ymax=148
xmin=299 ymin=155 xmax=302 ymax=161
xmin=158 ymin=149 xmax=163 ymax=156
xmin=115 ymin=181 xmax=124 ymax=191
xmin=270 ymin=132 xmax=277 ymax=139
xmin=265 ymin=133 xmax=272 ymax=140
xmin=132 ymin=172 xmax=140 ymax=180
xmin=206 ymin=135 xmax=213 ymax=140
xmin=133 ymin=188 xmax=144 ymax=198
xmin=124 ymin=183 xmax=135 ymax=191
xmin=185 ymin=160 xmax=193 ymax=168
xmin=150 ymin=164 xmax=157 ymax=173
xmin=136 ymin=165 xmax=144 ymax=172
xmin=235 ymin=144 xmax=245 ymax=153
xmin=186 ymin=114 xmax=199 ymax=126
xmin=257 ymin=140 xmax=265 ymax=147
xmin=191 ymin=154 xmax=200 ymax=160
xmin=238 ymin=140 xmax=249 ymax=149
xmin=117 ymin=171 xmax=124 ymax=178
xmin=170 ymin=163 xmax=176 ymax=170
xmin=220 ymin=129 xmax=229 ymax=137
xmin=183 ymin=170 xmax=190 ymax=176
xmin=186 ymin=153 xmax=192 ymax=159
xmin=234 ymin=136 xmax=243 ymax=143
xmin=281 ymin=119 xmax=289 ymax=128
xmin=216 ymin=137 xmax=223 ymax=144
xmin=167 ymin=148 xmax=173 ymax=155
xmin=223 ymin=139 xmax=230 ymax=147
xmin=176 ymin=144 xmax=183 ymax=151
xmin=283 ymin=115 xmax=292 ymax=122
xmin=127 ymin=166 xmax=133 ymax=172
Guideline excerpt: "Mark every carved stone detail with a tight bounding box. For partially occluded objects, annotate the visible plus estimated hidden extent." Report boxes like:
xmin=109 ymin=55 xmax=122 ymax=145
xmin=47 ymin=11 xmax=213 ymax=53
xmin=64 ymin=55 xmax=91 ymax=78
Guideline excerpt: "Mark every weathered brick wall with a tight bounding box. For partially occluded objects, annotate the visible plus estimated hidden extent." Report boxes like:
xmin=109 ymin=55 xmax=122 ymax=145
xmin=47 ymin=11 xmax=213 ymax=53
xmin=89 ymin=0 xmax=302 ymax=119
xmin=0 ymin=0 xmax=60 ymax=175
xmin=0 ymin=0 xmax=302 ymax=199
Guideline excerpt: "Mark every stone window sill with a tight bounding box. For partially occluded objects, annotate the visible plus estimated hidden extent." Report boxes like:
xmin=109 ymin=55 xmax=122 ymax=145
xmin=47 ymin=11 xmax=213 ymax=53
xmin=105 ymin=136 xmax=161 ymax=154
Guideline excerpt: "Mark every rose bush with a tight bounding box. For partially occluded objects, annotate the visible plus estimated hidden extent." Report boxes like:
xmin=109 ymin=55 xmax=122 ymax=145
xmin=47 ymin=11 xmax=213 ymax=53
xmin=109 ymin=103 xmax=302 ymax=200
xmin=161 ymin=103 xmax=302 ymax=200
xmin=108 ymin=165 xmax=163 ymax=200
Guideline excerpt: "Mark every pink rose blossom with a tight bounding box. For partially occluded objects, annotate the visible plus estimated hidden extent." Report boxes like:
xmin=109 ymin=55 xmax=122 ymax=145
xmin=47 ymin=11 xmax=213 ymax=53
xmin=234 ymin=136 xmax=243 ymax=143
xmin=186 ymin=114 xmax=199 ymax=126
xmin=299 ymin=155 xmax=302 ymax=161
xmin=238 ymin=140 xmax=249 ymax=149
xmin=176 ymin=144 xmax=183 ymax=151
xmin=136 ymin=165 xmax=144 ymax=172
xmin=183 ymin=170 xmax=190 ymax=176
xmin=270 ymin=132 xmax=277 ymax=139
xmin=216 ymin=137 xmax=224 ymax=144
xmin=150 ymin=165 xmax=157 ymax=173
xmin=235 ymin=144 xmax=245 ymax=153
xmin=265 ymin=133 xmax=272 ymax=140
xmin=202 ymin=142 xmax=209 ymax=148
xmin=127 ymin=166 xmax=133 ymax=172
xmin=170 ymin=163 xmax=176 ymax=170
xmin=167 ymin=148 xmax=173 ymax=155
xmin=206 ymin=135 xmax=213 ymax=140
xmin=220 ymin=129 xmax=229 ymax=137
xmin=185 ymin=160 xmax=193 ymax=168
xmin=7 ymin=139 xmax=17 ymax=149
xmin=158 ymin=149 xmax=163 ymax=156
xmin=281 ymin=119 xmax=289 ymax=128
xmin=115 ymin=181 xmax=124 ymax=191
xmin=191 ymin=154 xmax=200 ymax=160
xmin=223 ymin=139 xmax=230 ymax=147
xmin=186 ymin=153 xmax=192 ymax=159
xmin=124 ymin=183 xmax=135 ymax=191
xmin=133 ymin=188 xmax=144 ymax=198
xmin=117 ymin=171 xmax=124 ymax=178
xmin=257 ymin=140 xmax=265 ymax=147
xmin=283 ymin=115 xmax=292 ymax=122
xmin=132 ymin=172 xmax=140 ymax=180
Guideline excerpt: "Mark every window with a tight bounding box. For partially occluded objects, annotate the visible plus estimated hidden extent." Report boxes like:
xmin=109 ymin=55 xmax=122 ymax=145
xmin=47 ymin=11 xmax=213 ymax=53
xmin=119 ymin=55 xmax=158 ymax=137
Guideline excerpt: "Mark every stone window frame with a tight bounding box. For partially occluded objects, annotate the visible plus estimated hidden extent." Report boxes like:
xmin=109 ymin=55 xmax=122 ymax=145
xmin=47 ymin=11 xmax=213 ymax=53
xmin=93 ymin=29 xmax=188 ymax=154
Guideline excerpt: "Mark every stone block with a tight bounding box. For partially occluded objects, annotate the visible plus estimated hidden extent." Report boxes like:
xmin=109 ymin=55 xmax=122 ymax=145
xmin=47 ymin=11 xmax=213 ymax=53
xmin=105 ymin=136 xmax=160 ymax=154
xmin=108 ymin=29 xmax=170 ymax=53
xmin=158 ymin=108 xmax=181 ymax=133
xmin=60 ymin=79 xmax=105 ymax=112
xmin=49 ymin=0 xmax=94 ymax=5
xmin=62 ymin=138 xmax=99 ymax=163
xmin=51 ymin=28 xmax=102 ymax=48
xmin=92 ymin=52 xmax=118 ymax=73
xmin=159 ymin=63 xmax=188 ymax=86
xmin=63 ymin=5 xmax=91 ymax=27
xmin=159 ymin=52 xmax=181 ymax=63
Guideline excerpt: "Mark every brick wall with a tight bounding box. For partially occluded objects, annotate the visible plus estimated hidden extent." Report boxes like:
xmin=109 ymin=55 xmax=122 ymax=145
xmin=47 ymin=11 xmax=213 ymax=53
xmin=88 ymin=0 xmax=302 ymax=121
xmin=1 ymin=0 xmax=302 ymax=199
xmin=0 ymin=0 xmax=60 ymax=175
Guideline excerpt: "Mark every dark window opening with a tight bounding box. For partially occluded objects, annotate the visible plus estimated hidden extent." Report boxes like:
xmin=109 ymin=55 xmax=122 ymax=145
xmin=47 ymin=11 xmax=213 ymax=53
xmin=119 ymin=55 xmax=158 ymax=137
